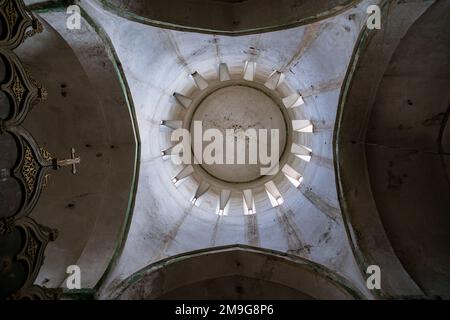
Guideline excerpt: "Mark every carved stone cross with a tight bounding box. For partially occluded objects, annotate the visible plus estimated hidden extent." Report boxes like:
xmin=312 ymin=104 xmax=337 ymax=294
xmin=57 ymin=148 xmax=80 ymax=174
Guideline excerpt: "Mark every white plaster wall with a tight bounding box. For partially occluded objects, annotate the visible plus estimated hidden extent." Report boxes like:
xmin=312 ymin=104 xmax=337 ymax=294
xmin=78 ymin=0 xmax=379 ymax=298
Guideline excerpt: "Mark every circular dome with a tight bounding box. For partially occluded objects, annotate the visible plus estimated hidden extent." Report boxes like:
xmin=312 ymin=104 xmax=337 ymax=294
xmin=190 ymin=84 xmax=287 ymax=184
xmin=160 ymin=62 xmax=312 ymax=216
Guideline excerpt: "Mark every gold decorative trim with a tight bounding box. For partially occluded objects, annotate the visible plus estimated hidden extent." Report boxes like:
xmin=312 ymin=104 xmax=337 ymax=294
xmin=0 ymin=0 xmax=56 ymax=301
xmin=26 ymin=233 xmax=39 ymax=263
xmin=9 ymin=285 xmax=62 ymax=300
xmin=4 ymin=0 xmax=18 ymax=28
xmin=21 ymin=145 xmax=38 ymax=193
xmin=10 ymin=73 xmax=26 ymax=104
xmin=26 ymin=67 xmax=47 ymax=104
xmin=23 ymin=19 xmax=43 ymax=42
xmin=0 ymin=0 xmax=46 ymax=49
xmin=0 ymin=216 xmax=15 ymax=235
xmin=39 ymin=147 xmax=53 ymax=162
xmin=13 ymin=217 xmax=59 ymax=297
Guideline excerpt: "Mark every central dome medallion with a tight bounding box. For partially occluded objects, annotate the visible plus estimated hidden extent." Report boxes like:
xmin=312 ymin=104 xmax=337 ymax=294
xmin=160 ymin=62 xmax=313 ymax=215
xmin=189 ymin=83 xmax=288 ymax=184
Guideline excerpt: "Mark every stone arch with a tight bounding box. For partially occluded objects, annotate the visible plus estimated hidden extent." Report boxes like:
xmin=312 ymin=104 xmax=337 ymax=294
xmin=335 ymin=0 xmax=450 ymax=299
xmin=11 ymin=10 xmax=140 ymax=289
xmin=98 ymin=0 xmax=361 ymax=36
xmin=110 ymin=245 xmax=364 ymax=300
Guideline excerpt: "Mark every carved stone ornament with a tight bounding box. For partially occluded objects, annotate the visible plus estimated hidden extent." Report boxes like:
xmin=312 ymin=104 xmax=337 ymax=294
xmin=0 ymin=0 xmax=43 ymax=49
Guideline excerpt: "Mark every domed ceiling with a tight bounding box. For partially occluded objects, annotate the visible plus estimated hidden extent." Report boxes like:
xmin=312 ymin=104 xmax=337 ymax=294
xmin=76 ymin=0 xmax=373 ymax=298
xmin=2 ymin=0 xmax=447 ymax=300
